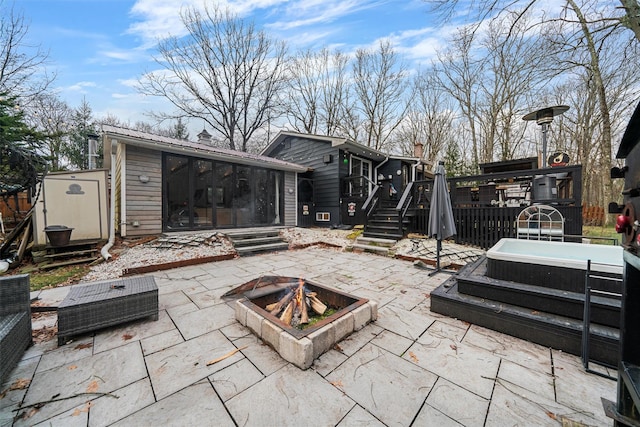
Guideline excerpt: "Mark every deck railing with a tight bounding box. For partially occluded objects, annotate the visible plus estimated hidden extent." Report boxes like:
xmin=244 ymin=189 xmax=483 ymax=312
xmin=411 ymin=205 xmax=583 ymax=249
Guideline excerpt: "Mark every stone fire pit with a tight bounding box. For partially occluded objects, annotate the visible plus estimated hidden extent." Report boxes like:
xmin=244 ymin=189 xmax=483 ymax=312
xmin=228 ymin=276 xmax=377 ymax=369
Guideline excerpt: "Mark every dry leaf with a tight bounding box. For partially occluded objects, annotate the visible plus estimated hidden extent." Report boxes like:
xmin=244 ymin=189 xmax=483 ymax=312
xmin=75 ymin=343 xmax=93 ymax=350
xmin=9 ymin=378 xmax=31 ymax=391
xmin=334 ymin=344 xmax=343 ymax=352
xmin=532 ymin=311 xmax=540 ymax=315
xmin=68 ymin=365 xmax=77 ymax=371
xmin=330 ymin=380 xmax=344 ymax=388
xmin=545 ymin=410 xmax=557 ymax=420
xmin=20 ymin=407 xmax=39 ymax=420
xmin=450 ymin=344 xmax=458 ymax=353
xmin=86 ymin=380 xmax=99 ymax=393
xmin=72 ymin=402 xmax=93 ymax=416
xmin=122 ymin=333 xmax=134 ymax=341
xmin=409 ymin=351 xmax=419 ymax=363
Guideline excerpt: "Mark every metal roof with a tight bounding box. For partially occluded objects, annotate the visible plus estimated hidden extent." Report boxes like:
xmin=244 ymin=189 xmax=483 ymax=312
xmin=263 ymin=130 xmax=428 ymax=163
xmin=102 ymin=125 xmax=308 ymax=172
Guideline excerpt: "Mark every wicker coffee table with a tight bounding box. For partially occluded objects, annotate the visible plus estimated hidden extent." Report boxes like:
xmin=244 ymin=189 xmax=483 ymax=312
xmin=58 ymin=276 xmax=158 ymax=345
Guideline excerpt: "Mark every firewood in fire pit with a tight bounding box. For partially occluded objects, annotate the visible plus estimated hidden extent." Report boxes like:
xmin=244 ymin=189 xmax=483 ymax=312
xmin=308 ymin=294 xmax=327 ymax=315
xmin=269 ymin=290 xmax=295 ymax=315
xmin=300 ymin=293 xmax=309 ymax=324
xmin=280 ymin=300 xmax=294 ymax=324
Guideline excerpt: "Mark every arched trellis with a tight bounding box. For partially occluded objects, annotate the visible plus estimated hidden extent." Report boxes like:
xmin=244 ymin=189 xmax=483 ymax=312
xmin=516 ymin=204 xmax=565 ymax=241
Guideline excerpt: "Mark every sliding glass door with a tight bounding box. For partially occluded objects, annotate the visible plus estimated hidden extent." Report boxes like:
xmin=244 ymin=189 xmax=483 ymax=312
xmin=163 ymin=154 xmax=284 ymax=231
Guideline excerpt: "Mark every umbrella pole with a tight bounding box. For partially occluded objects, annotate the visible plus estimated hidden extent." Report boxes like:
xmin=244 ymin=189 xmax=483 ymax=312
xmin=429 ymin=239 xmax=442 ymax=276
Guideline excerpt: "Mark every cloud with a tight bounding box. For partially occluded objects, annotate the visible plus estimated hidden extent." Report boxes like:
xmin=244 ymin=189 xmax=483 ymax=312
xmin=63 ymin=81 xmax=97 ymax=92
xmin=267 ymin=0 xmax=377 ymax=31
xmin=127 ymin=0 xmax=289 ymax=45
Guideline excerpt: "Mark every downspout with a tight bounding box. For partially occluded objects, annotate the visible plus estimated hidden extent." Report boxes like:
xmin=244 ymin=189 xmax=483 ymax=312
xmin=412 ymin=159 xmax=420 ymax=182
xmin=101 ymin=141 xmax=116 ymax=261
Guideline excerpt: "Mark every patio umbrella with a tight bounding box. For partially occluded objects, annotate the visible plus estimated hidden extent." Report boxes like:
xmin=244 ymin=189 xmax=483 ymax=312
xmin=428 ymin=161 xmax=457 ymax=274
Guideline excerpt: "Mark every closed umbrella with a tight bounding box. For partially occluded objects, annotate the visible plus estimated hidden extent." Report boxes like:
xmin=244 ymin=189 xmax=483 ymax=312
xmin=428 ymin=161 xmax=457 ymax=274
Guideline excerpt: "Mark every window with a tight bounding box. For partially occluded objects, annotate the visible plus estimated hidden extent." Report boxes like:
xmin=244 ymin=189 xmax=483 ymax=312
xmin=316 ymin=212 xmax=330 ymax=222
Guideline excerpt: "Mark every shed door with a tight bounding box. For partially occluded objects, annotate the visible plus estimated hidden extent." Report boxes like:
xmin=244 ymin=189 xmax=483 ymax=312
xmin=42 ymin=177 xmax=104 ymax=240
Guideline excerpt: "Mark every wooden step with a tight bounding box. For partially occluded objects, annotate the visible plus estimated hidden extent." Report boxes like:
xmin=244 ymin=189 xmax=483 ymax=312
xmin=430 ymin=259 xmax=620 ymax=367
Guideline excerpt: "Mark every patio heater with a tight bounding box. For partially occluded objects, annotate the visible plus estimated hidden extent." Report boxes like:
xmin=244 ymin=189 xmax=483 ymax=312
xmin=523 ymin=105 xmax=569 ymax=168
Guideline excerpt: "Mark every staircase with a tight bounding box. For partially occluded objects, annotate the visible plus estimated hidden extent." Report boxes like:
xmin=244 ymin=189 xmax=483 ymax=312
xmin=362 ymin=199 xmax=408 ymax=240
xmin=225 ymin=228 xmax=289 ymax=256
xmin=431 ymin=256 xmax=620 ymax=366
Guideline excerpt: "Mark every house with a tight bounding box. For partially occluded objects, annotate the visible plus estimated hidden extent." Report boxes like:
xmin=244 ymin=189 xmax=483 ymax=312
xmin=261 ymin=131 xmax=432 ymax=234
xmin=101 ymin=125 xmax=307 ymax=237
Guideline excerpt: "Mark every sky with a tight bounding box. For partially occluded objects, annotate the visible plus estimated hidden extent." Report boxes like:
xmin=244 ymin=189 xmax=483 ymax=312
xmin=15 ymin=0 xmax=449 ymax=138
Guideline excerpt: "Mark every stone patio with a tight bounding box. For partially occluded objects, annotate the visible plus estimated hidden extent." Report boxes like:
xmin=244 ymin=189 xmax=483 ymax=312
xmin=1 ymin=246 xmax=616 ymax=426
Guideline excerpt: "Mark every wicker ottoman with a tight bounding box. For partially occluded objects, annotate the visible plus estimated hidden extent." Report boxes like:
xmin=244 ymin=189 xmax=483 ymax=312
xmin=58 ymin=276 xmax=158 ymax=345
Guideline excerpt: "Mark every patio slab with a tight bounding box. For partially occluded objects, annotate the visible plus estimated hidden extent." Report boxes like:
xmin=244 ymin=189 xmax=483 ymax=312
xmin=1 ymin=246 xmax=617 ymax=426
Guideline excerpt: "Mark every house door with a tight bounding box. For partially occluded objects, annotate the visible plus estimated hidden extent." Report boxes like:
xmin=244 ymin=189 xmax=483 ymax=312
xmin=350 ymin=156 xmax=372 ymax=197
xmin=297 ymin=178 xmax=314 ymax=227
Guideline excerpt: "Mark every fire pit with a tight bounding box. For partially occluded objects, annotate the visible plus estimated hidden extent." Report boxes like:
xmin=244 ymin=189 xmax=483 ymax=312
xmin=227 ymin=276 xmax=377 ymax=369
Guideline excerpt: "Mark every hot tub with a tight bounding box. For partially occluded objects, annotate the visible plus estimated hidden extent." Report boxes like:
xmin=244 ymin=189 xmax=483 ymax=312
xmin=486 ymin=238 xmax=623 ymax=293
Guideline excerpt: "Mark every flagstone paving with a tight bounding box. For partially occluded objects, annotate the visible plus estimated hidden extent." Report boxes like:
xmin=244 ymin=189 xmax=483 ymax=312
xmin=1 ymin=246 xmax=616 ymax=426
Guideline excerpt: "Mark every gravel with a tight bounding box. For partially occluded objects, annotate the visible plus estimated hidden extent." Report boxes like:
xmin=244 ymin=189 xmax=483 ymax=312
xmin=82 ymin=227 xmax=484 ymax=282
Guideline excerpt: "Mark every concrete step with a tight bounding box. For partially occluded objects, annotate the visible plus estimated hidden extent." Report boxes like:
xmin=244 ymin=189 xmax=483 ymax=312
xmin=225 ymin=228 xmax=283 ymax=239
xmin=351 ymin=243 xmax=392 ymax=254
xmin=362 ymin=231 xmax=404 ymax=240
xmin=356 ymin=236 xmax=397 ymax=247
xmin=231 ymin=236 xmax=284 ymax=247
xmin=235 ymin=242 xmax=290 ymax=256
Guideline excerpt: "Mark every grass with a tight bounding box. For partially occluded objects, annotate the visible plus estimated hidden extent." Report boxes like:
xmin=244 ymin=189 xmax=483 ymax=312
xmin=13 ymin=264 xmax=91 ymax=291
xmin=582 ymin=225 xmax=619 ymax=245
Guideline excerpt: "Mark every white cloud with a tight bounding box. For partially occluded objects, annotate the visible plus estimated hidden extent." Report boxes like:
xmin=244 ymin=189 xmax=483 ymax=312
xmin=63 ymin=81 xmax=97 ymax=93
xmin=267 ymin=0 xmax=377 ymax=31
xmin=127 ymin=0 xmax=290 ymax=45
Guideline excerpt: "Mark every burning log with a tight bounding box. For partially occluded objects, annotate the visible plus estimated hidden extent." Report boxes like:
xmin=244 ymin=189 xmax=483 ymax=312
xmin=269 ymin=290 xmax=295 ymax=315
xmin=268 ymin=279 xmax=328 ymax=327
xmin=300 ymin=292 xmax=309 ymax=324
xmin=279 ymin=301 xmax=294 ymax=324
xmin=308 ymin=294 xmax=327 ymax=315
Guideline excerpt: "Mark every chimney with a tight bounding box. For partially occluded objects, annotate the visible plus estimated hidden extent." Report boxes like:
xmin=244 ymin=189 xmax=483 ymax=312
xmin=413 ymin=142 xmax=424 ymax=159
xmin=197 ymin=128 xmax=212 ymax=145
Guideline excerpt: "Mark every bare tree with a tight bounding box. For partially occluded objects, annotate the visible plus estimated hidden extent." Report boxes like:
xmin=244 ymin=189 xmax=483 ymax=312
xmin=0 ymin=1 xmax=53 ymax=99
xmin=394 ymin=70 xmax=455 ymax=162
xmin=137 ymin=6 xmax=287 ymax=152
xmin=24 ymin=93 xmax=73 ymax=170
xmin=434 ymin=26 xmax=483 ymax=169
xmin=478 ymin=11 xmax=554 ymax=162
xmin=286 ymin=48 xmax=353 ymax=137
xmin=351 ymin=40 xmax=409 ymax=150
xmin=319 ymin=49 xmax=351 ymax=136
xmin=285 ymin=49 xmax=323 ymax=134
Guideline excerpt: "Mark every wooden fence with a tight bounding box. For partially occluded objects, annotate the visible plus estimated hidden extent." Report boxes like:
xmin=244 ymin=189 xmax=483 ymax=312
xmin=411 ymin=205 xmax=583 ymax=249
xmin=0 ymin=192 xmax=31 ymax=224
xmin=582 ymin=205 xmax=605 ymax=226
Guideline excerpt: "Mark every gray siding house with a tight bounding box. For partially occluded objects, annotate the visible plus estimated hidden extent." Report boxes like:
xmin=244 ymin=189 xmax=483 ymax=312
xmin=261 ymin=131 xmax=431 ymax=228
xmin=102 ymin=126 xmax=307 ymax=237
